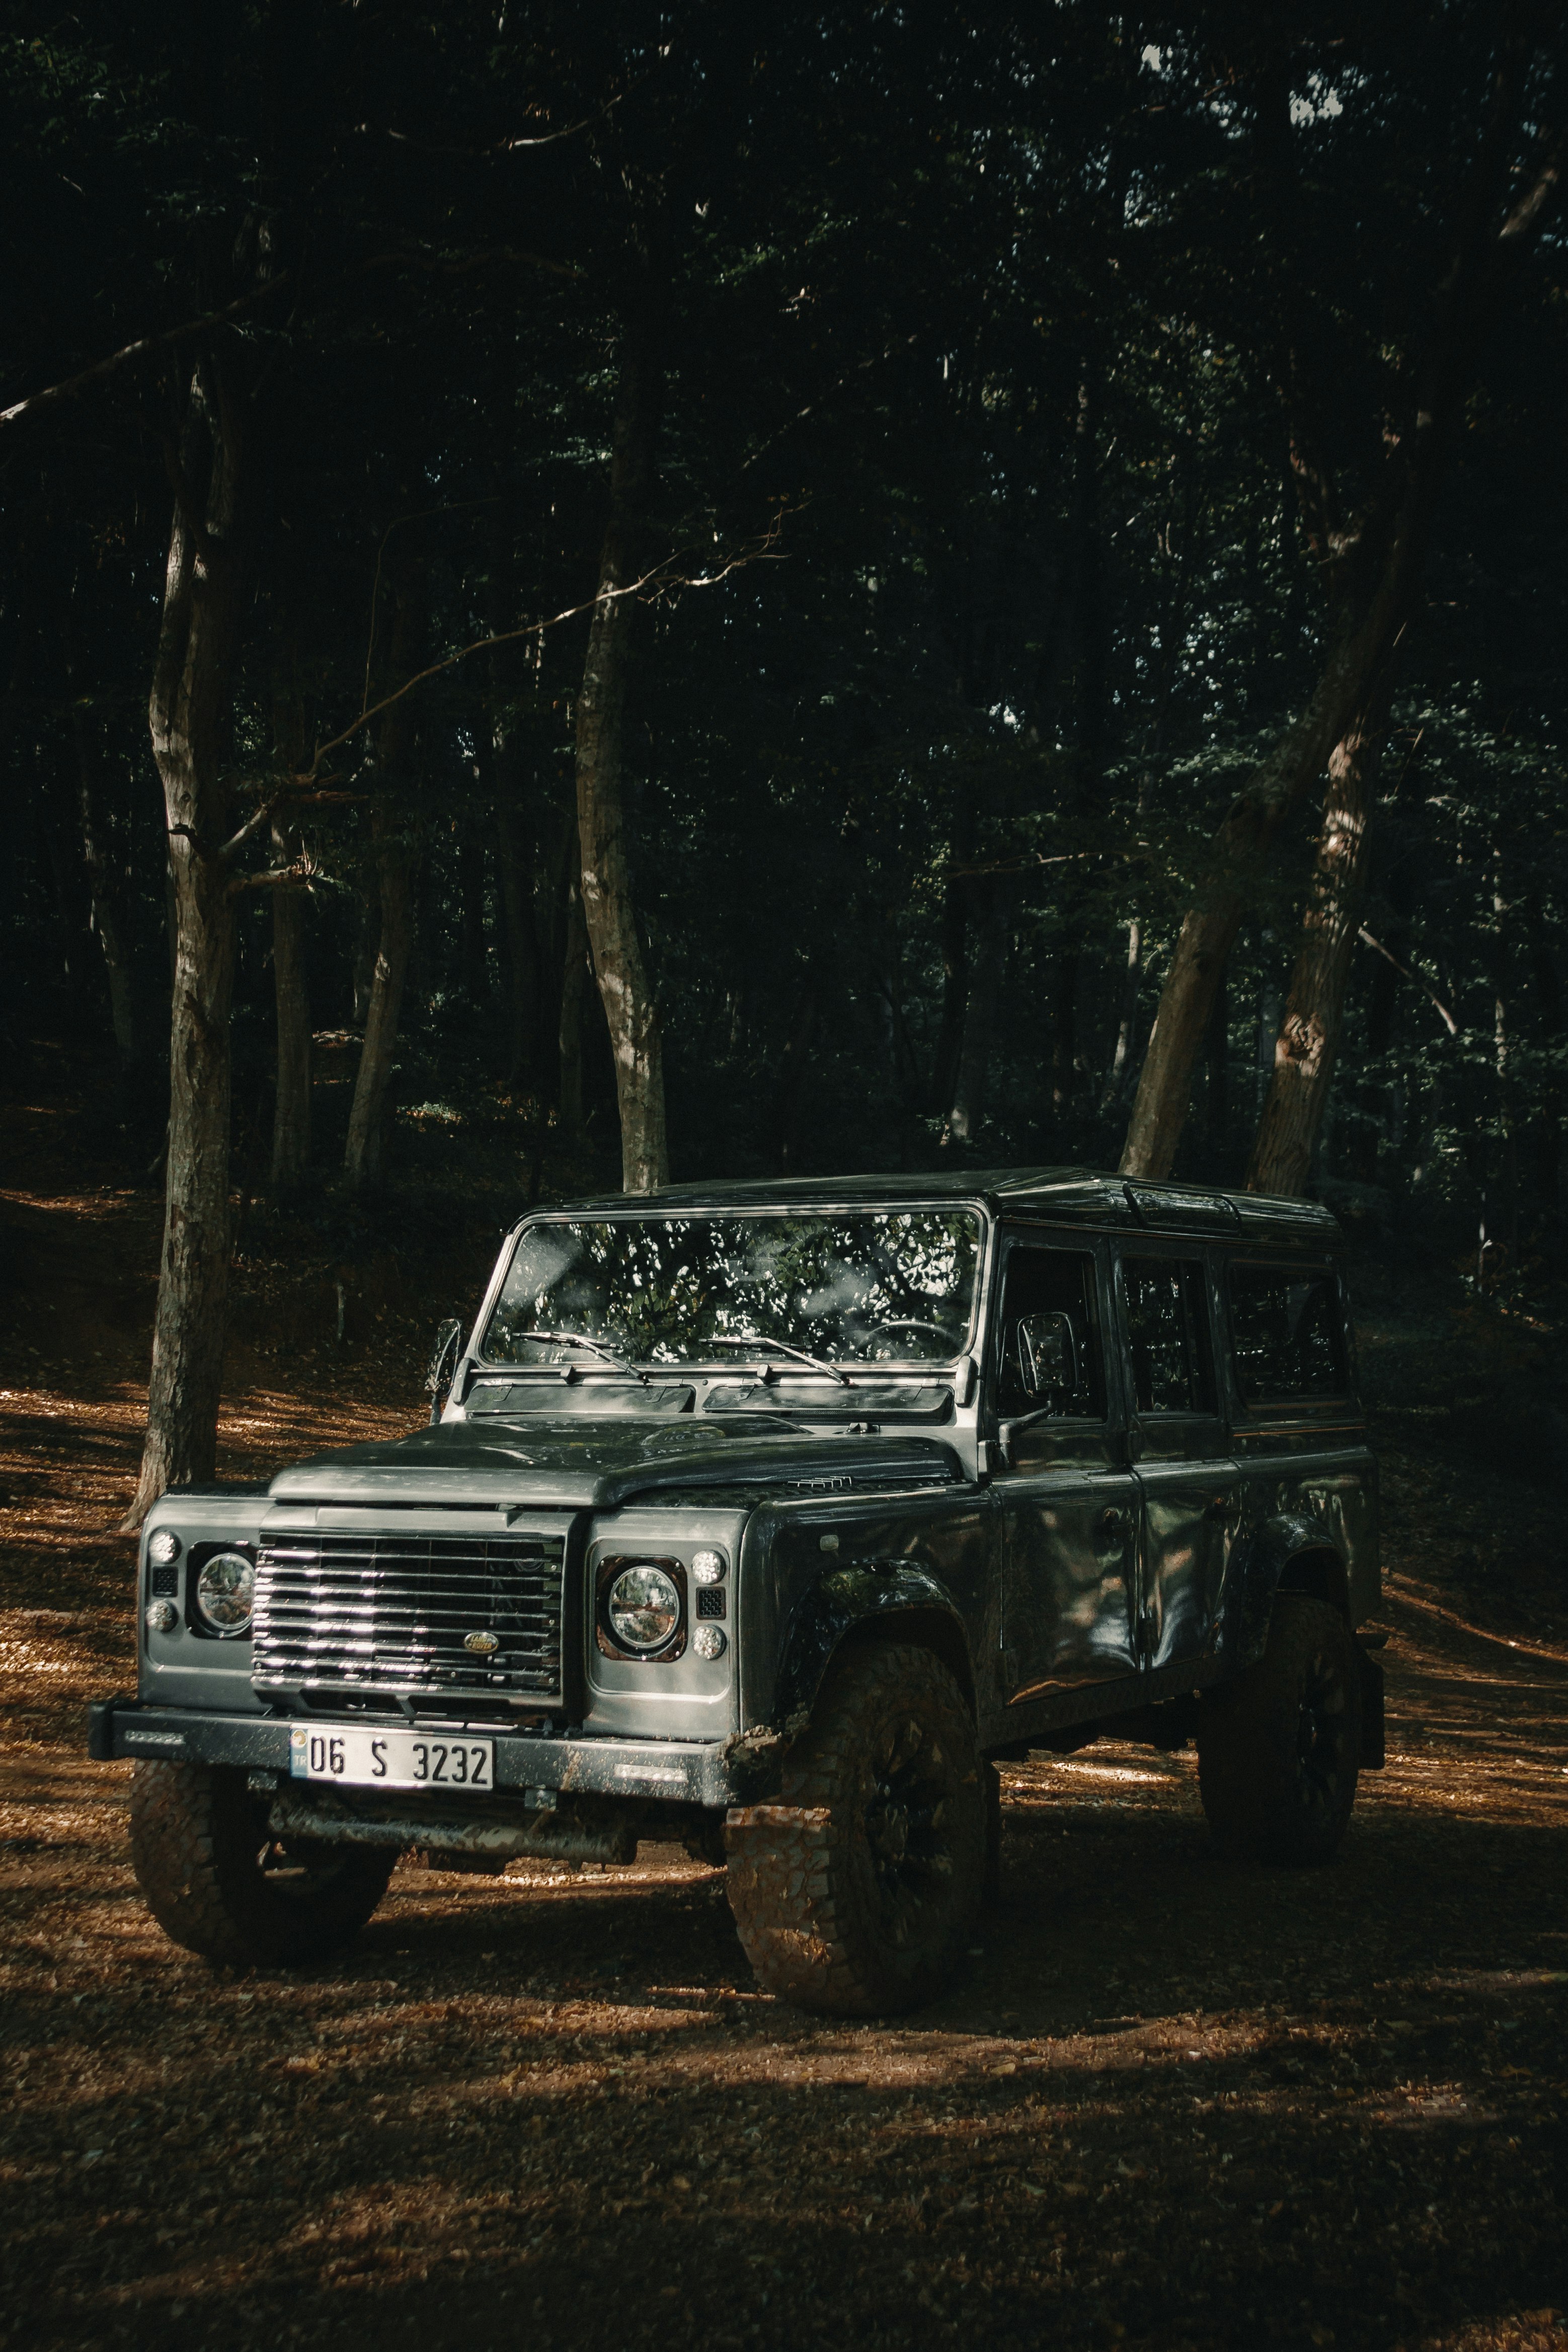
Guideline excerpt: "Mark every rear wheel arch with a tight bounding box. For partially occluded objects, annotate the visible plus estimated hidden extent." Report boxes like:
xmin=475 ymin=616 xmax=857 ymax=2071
xmin=1230 ymin=1521 xmax=1350 ymax=1668
xmin=1275 ymin=1545 xmax=1350 ymax=1621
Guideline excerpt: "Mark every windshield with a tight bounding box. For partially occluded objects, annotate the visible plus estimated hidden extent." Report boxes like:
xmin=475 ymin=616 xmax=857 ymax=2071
xmin=481 ymin=1210 xmax=983 ymax=1368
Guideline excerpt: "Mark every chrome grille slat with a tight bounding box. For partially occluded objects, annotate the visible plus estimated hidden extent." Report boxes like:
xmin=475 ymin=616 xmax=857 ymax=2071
xmin=252 ymin=1529 xmax=566 ymax=1702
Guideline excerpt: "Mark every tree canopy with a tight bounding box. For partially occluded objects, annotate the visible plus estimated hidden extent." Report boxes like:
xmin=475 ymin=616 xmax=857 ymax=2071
xmin=3 ymin=5 xmax=1564 ymax=1500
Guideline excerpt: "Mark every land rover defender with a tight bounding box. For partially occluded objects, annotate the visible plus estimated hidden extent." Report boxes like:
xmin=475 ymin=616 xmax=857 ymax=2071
xmin=90 ymin=1168 xmax=1384 ymax=2015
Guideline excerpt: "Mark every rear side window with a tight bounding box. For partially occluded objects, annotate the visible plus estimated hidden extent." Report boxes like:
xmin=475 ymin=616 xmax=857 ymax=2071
xmin=1227 ymin=1264 xmax=1344 ymax=1402
xmin=1122 ymin=1256 xmax=1216 ymax=1414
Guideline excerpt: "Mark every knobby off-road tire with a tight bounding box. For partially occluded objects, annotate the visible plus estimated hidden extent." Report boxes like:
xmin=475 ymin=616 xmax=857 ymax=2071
xmin=725 ymin=1641 xmax=986 ymax=2017
xmin=130 ymin=1760 xmax=396 ymax=1966
xmin=1196 ymin=1595 xmax=1363 ymax=1865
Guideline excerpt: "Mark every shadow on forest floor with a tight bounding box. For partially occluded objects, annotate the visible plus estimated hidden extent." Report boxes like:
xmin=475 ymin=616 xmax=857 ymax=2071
xmin=2 ymin=1080 xmax=1567 ymax=2352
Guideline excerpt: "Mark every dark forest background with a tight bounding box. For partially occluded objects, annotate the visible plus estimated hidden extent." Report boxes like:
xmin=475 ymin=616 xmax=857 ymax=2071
xmin=2 ymin=4 xmax=1565 ymax=1511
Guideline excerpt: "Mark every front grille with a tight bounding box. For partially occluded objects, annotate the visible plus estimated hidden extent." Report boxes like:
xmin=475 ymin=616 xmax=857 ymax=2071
xmin=252 ymin=1528 xmax=565 ymax=1707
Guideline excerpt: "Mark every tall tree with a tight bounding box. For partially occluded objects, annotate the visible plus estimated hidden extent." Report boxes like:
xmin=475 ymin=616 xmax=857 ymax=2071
xmin=123 ymin=346 xmax=254 ymax=1524
xmin=574 ymin=198 xmax=671 ymax=1192
xmin=1247 ymin=688 xmax=1391 ymax=1193
xmin=1121 ymin=33 xmax=1560 ymax=1183
xmin=344 ymin=560 xmax=425 ymax=1193
xmin=268 ymin=644 xmax=311 ymax=1192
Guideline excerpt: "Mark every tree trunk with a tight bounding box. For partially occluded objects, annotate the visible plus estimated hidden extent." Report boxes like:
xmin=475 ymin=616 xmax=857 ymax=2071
xmin=344 ymin=563 xmax=423 ymax=1193
xmin=1120 ymin=578 xmax=1417 ymax=1184
xmin=1205 ymin=963 xmax=1230 ymax=1164
xmin=350 ymin=875 xmax=378 ymax=1029
xmin=69 ymin=696 xmax=138 ymax=1078
xmin=343 ymin=814 xmax=415 ymax=1190
xmin=268 ymin=661 xmax=310 ymax=1192
xmin=575 ymin=221 xmax=670 ymax=1193
xmin=947 ymin=880 xmax=1010 ymax=1144
xmin=269 ymin=821 xmax=311 ymax=1192
xmin=1348 ymin=850 xmax=1406 ymax=1186
xmin=1246 ymin=693 xmax=1390 ymax=1195
xmin=1049 ymin=936 xmax=1082 ymax=1122
xmin=774 ymin=971 xmax=823 ymax=1172
xmin=1100 ymin=917 xmax=1142 ymax=1112
xmin=931 ymin=783 xmax=976 ymax=1111
xmin=1253 ymin=948 xmax=1281 ymax=1118
xmin=38 ymin=773 xmax=93 ymax=1008
xmin=558 ymin=876 xmax=592 ymax=1134
xmin=494 ymin=756 xmax=541 ymax=1086
xmin=458 ymin=818 xmax=490 ymax=1008
xmin=123 ymin=356 xmax=249 ymax=1528
xmin=1121 ymin=62 xmax=1555 ymax=1182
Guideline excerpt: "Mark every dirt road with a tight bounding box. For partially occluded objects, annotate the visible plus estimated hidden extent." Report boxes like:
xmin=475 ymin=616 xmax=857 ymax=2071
xmin=2 ymin=1150 xmax=1566 ymax=2350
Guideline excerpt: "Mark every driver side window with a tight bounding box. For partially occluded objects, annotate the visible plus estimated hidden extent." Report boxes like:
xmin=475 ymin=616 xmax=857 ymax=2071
xmin=995 ymin=1246 xmax=1105 ymax=1420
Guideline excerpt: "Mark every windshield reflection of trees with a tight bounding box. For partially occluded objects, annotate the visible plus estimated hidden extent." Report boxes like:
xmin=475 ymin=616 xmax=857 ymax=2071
xmin=485 ymin=1213 xmax=981 ymax=1366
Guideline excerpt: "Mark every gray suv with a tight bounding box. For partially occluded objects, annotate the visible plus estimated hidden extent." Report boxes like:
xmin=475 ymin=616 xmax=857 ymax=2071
xmin=90 ymin=1168 xmax=1384 ymax=2016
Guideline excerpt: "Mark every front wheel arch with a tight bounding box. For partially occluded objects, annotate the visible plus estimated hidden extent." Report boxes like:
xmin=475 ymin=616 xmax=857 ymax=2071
xmin=833 ymin=1606 xmax=975 ymax=1718
xmin=774 ymin=1564 xmax=975 ymax=1724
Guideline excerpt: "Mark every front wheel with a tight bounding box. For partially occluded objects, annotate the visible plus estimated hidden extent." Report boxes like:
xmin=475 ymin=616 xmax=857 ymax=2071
xmin=130 ymin=1760 xmax=396 ymax=1966
xmin=1196 ymin=1594 xmax=1362 ymax=1864
xmin=725 ymin=1641 xmax=985 ymax=2016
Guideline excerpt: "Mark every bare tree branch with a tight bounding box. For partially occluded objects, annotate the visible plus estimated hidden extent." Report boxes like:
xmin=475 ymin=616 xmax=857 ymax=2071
xmin=302 ymin=521 xmax=785 ymax=778
xmin=0 ymin=236 xmax=583 ymax=437
xmin=0 ymin=276 xmax=293 ymax=432
xmin=1356 ymin=925 xmax=1460 ymax=1034
xmin=951 ymin=850 xmax=1098 ymax=878
xmin=375 ymin=83 xmax=638 ymax=156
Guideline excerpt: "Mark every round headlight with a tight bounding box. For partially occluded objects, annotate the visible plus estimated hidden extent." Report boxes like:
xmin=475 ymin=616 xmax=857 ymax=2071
xmin=606 ymin=1564 xmax=681 ymax=1652
xmin=147 ymin=1528 xmax=181 ymax=1566
xmin=194 ymin=1551 xmax=255 ymax=1636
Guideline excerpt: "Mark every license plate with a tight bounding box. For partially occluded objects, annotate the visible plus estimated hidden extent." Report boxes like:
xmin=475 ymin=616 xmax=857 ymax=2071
xmin=288 ymin=1724 xmax=494 ymax=1791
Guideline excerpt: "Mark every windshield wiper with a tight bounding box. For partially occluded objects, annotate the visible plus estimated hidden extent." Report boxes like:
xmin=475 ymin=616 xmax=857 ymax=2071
xmin=708 ymin=1333 xmax=851 ymax=1386
xmin=518 ymin=1328 xmax=648 ymax=1383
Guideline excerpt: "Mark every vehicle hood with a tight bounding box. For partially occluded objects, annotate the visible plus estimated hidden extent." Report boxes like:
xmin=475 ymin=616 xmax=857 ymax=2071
xmin=266 ymin=1415 xmax=964 ymax=1509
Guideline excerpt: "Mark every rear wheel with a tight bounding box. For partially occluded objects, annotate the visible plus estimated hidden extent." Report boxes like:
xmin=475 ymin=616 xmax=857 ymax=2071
xmin=725 ymin=1641 xmax=985 ymax=2016
xmin=1197 ymin=1594 xmax=1362 ymax=1864
xmin=130 ymin=1761 xmax=396 ymax=1966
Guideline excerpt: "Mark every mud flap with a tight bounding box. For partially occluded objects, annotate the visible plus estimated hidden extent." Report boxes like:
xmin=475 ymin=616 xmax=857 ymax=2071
xmin=1356 ymin=1648 xmax=1385 ymax=1769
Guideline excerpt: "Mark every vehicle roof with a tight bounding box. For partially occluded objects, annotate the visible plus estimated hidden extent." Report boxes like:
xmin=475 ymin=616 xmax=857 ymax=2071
xmin=532 ymin=1166 xmax=1342 ymax=1248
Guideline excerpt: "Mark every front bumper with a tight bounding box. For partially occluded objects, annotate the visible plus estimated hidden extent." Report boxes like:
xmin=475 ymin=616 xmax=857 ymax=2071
xmin=87 ymin=1696 xmax=736 ymax=1808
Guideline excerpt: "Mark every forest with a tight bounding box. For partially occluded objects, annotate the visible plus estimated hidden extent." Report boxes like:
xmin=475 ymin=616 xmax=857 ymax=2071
xmin=3 ymin=3 xmax=1565 ymax=1517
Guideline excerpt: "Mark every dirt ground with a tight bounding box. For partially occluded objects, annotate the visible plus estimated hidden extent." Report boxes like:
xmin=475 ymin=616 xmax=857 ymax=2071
xmin=2 ymin=1099 xmax=1566 ymax=2352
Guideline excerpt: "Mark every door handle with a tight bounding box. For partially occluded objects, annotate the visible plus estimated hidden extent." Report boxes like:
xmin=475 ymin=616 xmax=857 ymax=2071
xmin=1204 ymin=1495 xmax=1238 ymax=1526
xmin=1101 ymin=1506 xmax=1128 ymax=1537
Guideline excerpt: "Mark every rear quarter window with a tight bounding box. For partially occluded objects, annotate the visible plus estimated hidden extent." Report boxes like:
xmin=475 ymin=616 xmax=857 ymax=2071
xmin=1226 ymin=1262 xmax=1345 ymax=1404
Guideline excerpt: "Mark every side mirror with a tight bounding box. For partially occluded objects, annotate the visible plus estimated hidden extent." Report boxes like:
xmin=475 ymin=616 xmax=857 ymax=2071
xmin=1016 ymin=1311 xmax=1077 ymax=1403
xmin=425 ymin=1318 xmax=464 ymax=1425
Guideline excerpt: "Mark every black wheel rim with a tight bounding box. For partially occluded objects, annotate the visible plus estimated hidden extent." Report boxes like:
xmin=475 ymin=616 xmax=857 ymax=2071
xmin=1294 ymin=1645 xmax=1352 ymax=1815
xmin=862 ymin=1712 xmax=955 ymax=1946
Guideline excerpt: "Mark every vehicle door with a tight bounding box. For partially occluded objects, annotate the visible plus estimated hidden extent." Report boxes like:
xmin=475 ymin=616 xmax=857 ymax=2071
xmin=1114 ymin=1244 xmax=1239 ymax=1673
xmin=992 ymin=1232 xmax=1141 ymax=1703
xmin=1223 ymin=1256 xmax=1374 ymax=1599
